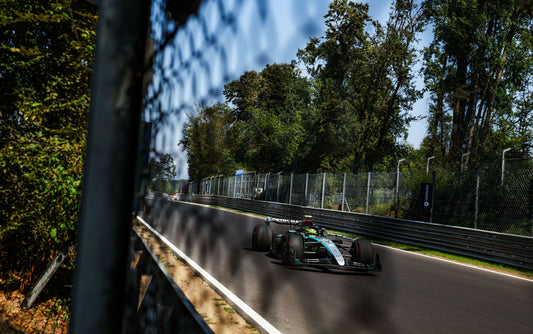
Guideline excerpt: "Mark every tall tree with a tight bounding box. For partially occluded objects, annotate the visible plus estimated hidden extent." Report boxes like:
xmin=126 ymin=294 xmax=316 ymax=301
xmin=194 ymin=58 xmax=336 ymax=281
xmin=223 ymin=63 xmax=312 ymax=172
xmin=180 ymin=103 xmax=238 ymax=189
xmin=0 ymin=0 xmax=97 ymax=275
xmin=148 ymin=154 xmax=177 ymax=193
xmin=298 ymin=0 xmax=423 ymax=172
xmin=423 ymin=0 xmax=533 ymax=163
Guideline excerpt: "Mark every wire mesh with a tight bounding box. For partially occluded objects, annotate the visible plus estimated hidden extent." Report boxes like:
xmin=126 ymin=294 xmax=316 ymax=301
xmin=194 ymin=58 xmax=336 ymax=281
xmin=145 ymin=0 xmax=328 ymax=180
xmin=198 ymin=167 xmax=533 ymax=237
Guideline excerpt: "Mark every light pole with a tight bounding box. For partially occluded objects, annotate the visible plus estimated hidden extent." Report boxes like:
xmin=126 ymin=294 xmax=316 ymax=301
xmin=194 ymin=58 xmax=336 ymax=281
xmin=426 ymin=156 xmax=435 ymax=176
xmin=501 ymin=148 xmax=511 ymax=186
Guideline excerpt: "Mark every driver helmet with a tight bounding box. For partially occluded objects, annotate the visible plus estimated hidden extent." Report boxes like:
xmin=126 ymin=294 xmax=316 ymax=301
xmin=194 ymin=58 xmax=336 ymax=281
xmin=305 ymin=228 xmax=318 ymax=236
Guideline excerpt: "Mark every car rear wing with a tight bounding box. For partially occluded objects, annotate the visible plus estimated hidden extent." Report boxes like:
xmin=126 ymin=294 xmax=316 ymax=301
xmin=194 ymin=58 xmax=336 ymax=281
xmin=266 ymin=217 xmax=307 ymax=226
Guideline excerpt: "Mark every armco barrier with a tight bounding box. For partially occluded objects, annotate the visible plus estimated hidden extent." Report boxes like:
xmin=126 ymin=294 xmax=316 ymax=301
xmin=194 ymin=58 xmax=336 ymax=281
xmin=189 ymin=195 xmax=533 ymax=271
xmin=128 ymin=227 xmax=213 ymax=333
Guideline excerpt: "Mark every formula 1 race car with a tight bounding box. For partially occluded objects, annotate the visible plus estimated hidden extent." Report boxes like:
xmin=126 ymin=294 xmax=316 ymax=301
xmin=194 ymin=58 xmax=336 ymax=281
xmin=251 ymin=216 xmax=382 ymax=272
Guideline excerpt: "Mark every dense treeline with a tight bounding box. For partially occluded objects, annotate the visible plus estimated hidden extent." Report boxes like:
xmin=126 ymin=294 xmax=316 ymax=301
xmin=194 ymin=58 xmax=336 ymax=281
xmin=421 ymin=0 xmax=533 ymax=165
xmin=0 ymin=0 xmax=97 ymax=278
xmin=182 ymin=0 xmax=532 ymax=184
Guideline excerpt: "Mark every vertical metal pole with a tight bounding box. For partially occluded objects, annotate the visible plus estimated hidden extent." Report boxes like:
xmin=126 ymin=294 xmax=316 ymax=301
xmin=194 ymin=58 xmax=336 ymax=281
xmin=321 ymin=173 xmax=326 ymax=209
xmin=70 ymin=0 xmax=150 ymax=332
xmin=366 ymin=172 xmax=371 ymax=214
xmin=265 ymin=173 xmax=269 ymax=201
xmin=426 ymin=156 xmax=435 ymax=176
xmin=475 ymin=171 xmax=480 ymax=229
xmin=342 ymin=173 xmax=346 ymax=211
xmin=257 ymin=174 xmax=261 ymax=197
xmin=305 ymin=173 xmax=309 ymax=205
xmin=233 ymin=175 xmax=237 ymax=198
xmin=289 ymin=173 xmax=293 ymax=205
xmin=276 ymin=172 xmax=281 ymax=202
xmin=240 ymin=174 xmax=244 ymax=197
xmin=430 ymin=171 xmax=436 ymax=223
xmin=396 ymin=159 xmax=405 ymax=218
xmin=501 ymin=148 xmax=511 ymax=186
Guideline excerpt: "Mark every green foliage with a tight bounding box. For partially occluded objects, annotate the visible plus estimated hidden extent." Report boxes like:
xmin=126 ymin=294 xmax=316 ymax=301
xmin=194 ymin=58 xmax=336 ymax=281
xmin=180 ymin=103 xmax=240 ymax=187
xmin=422 ymin=0 xmax=533 ymax=163
xmin=182 ymin=0 xmax=532 ymax=205
xmin=148 ymin=153 xmax=177 ymax=193
xmin=224 ymin=63 xmax=312 ymax=173
xmin=183 ymin=1 xmax=425 ymax=179
xmin=297 ymin=0 xmax=423 ymax=172
xmin=0 ymin=0 xmax=97 ymax=274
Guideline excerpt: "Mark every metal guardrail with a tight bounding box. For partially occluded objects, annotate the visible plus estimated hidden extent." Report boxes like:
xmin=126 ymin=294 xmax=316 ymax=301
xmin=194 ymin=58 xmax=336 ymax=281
xmin=128 ymin=228 xmax=213 ymax=333
xmin=188 ymin=195 xmax=533 ymax=271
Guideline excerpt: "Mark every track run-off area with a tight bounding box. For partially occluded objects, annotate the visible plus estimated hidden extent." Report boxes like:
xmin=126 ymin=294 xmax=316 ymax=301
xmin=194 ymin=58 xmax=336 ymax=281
xmin=141 ymin=200 xmax=533 ymax=334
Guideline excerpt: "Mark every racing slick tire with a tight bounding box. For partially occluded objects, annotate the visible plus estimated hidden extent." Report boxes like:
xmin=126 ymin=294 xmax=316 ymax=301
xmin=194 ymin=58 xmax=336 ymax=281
xmin=252 ymin=224 xmax=272 ymax=251
xmin=281 ymin=233 xmax=304 ymax=265
xmin=351 ymin=238 xmax=373 ymax=265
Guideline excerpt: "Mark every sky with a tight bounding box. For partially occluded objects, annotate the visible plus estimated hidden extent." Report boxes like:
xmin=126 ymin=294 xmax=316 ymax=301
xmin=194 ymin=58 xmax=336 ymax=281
xmin=148 ymin=0 xmax=433 ymax=180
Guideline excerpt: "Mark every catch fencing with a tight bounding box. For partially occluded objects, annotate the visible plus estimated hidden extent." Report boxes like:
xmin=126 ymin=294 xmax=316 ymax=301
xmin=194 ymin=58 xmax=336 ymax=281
xmin=192 ymin=166 xmax=533 ymax=237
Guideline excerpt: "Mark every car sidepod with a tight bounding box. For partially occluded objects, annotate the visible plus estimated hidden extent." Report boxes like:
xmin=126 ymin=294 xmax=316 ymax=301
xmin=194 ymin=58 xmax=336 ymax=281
xmin=306 ymin=236 xmax=345 ymax=266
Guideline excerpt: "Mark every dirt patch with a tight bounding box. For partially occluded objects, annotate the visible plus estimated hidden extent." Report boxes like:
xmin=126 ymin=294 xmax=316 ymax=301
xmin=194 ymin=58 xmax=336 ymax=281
xmin=0 ymin=276 xmax=69 ymax=334
xmin=134 ymin=222 xmax=258 ymax=334
xmin=0 ymin=222 xmax=258 ymax=334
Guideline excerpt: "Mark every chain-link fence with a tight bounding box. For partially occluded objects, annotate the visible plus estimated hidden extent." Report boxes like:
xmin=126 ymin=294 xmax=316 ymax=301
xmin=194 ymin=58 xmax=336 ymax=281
xmin=192 ymin=166 xmax=533 ymax=237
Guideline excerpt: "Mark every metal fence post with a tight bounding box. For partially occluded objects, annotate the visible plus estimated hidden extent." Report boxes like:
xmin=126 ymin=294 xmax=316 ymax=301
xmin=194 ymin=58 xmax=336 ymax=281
xmin=396 ymin=159 xmax=406 ymax=218
xmin=265 ymin=173 xmax=269 ymax=201
xmin=430 ymin=171 xmax=436 ymax=223
xmin=475 ymin=171 xmax=480 ymax=229
xmin=366 ymin=172 xmax=371 ymax=214
xmin=239 ymin=174 xmax=243 ymax=197
xmin=341 ymin=173 xmax=346 ymax=211
xmin=289 ymin=173 xmax=293 ymax=205
xmin=70 ymin=0 xmax=150 ymax=331
xmin=321 ymin=173 xmax=326 ymax=209
xmin=276 ymin=172 xmax=281 ymax=202
xmin=257 ymin=174 xmax=261 ymax=198
xmin=501 ymin=148 xmax=511 ymax=186
xmin=305 ymin=173 xmax=309 ymax=205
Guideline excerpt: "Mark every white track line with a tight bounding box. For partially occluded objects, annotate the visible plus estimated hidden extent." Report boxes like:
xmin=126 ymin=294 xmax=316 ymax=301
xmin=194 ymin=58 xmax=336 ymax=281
xmin=137 ymin=216 xmax=282 ymax=334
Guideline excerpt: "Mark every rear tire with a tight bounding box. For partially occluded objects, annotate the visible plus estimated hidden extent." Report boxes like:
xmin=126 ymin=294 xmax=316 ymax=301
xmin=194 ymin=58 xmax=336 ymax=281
xmin=282 ymin=233 xmax=304 ymax=265
xmin=351 ymin=239 xmax=373 ymax=265
xmin=251 ymin=224 xmax=272 ymax=251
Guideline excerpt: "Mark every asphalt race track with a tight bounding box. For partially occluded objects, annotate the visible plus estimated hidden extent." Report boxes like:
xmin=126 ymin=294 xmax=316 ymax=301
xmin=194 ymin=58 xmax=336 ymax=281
xmin=141 ymin=200 xmax=533 ymax=334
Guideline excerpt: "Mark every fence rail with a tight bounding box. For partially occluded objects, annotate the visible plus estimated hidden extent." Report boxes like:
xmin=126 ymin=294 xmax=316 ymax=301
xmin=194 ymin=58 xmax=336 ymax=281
xmin=188 ymin=195 xmax=533 ymax=271
xmin=128 ymin=227 xmax=213 ymax=333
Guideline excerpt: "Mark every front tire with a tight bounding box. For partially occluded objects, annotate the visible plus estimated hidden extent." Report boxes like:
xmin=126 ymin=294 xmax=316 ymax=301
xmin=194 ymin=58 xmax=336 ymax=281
xmin=282 ymin=233 xmax=304 ymax=265
xmin=251 ymin=224 xmax=272 ymax=251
